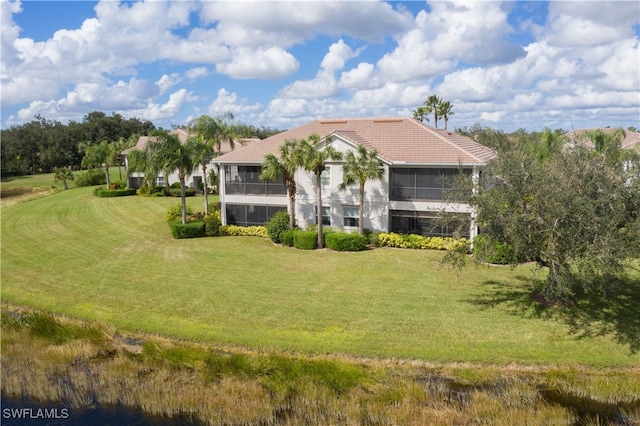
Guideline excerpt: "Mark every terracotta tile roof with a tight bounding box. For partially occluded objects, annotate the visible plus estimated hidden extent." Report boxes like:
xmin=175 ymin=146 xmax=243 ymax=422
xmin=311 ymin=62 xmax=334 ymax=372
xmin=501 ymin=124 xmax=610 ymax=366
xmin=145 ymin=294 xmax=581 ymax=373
xmin=123 ymin=129 xmax=252 ymax=155
xmin=566 ymin=128 xmax=640 ymax=154
xmin=214 ymin=117 xmax=497 ymax=165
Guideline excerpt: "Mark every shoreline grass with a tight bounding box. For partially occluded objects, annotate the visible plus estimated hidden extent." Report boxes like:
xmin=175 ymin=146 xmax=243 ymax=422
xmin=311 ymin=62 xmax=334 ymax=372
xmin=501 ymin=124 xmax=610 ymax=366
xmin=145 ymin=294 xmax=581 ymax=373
xmin=2 ymin=305 xmax=638 ymax=425
xmin=1 ymin=182 xmax=639 ymax=367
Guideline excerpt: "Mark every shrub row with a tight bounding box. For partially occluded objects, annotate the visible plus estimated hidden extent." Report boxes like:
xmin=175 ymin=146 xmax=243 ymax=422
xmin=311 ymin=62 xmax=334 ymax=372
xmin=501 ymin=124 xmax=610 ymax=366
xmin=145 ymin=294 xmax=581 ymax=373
xmin=293 ymin=230 xmax=318 ymax=250
xmin=325 ymin=232 xmax=368 ymax=252
xmin=220 ymin=225 xmax=268 ymax=239
xmin=94 ymin=188 xmax=137 ymax=197
xmin=378 ymin=232 xmax=469 ymax=252
xmin=169 ymin=188 xmax=196 ymax=197
xmin=169 ymin=221 xmax=205 ymax=239
xmin=137 ymin=184 xmax=166 ymax=197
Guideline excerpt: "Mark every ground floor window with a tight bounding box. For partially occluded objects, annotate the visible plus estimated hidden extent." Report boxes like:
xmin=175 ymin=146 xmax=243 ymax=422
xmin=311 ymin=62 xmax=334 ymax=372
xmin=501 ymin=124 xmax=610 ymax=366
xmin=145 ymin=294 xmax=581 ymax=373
xmin=343 ymin=206 xmax=359 ymax=228
xmin=226 ymin=204 xmax=286 ymax=227
xmin=390 ymin=210 xmax=470 ymax=238
xmin=313 ymin=206 xmax=331 ymax=226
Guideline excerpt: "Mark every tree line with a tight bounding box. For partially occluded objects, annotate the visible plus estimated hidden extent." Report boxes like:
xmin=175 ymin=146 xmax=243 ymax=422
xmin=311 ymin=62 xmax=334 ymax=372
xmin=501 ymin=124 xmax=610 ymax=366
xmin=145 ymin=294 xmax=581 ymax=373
xmin=0 ymin=111 xmax=283 ymax=177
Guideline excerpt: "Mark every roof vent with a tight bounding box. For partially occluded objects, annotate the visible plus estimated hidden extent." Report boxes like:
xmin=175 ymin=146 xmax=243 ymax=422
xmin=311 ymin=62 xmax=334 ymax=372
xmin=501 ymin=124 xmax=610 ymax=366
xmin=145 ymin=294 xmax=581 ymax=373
xmin=321 ymin=120 xmax=348 ymax=124
xmin=373 ymin=118 xmax=403 ymax=123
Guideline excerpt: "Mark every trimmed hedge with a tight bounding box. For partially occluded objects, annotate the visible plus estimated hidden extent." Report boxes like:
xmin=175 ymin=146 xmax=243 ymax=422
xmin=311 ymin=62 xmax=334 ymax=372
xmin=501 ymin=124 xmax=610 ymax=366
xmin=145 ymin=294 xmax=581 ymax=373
xmin=472 ymin=234 xmax=516 ymax=264
xmin=220 ymin=225 xmax=268 ymax=238
xmin=95 ymin=188 xmax=137 ymax=197
xmin=170 ymin=188 xmax=196 ymax=197
xmin=378 ymin=232 xmax=470 ymax=252
xmin=280 ymin=229 xmax=295 ymax=247
xmin=169 ymin=221 xmax=205 ymax=239
xmin=293 ymin=230 xmax=318 ymax=250
xmin=325 ymin=232 xmax=368 ymax=252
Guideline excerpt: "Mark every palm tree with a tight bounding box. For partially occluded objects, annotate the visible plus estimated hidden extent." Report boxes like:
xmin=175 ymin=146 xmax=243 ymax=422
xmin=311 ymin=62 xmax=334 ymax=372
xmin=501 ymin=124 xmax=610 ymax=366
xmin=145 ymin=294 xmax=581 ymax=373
xmin=110 ymin=137 xmax=132 ymax=181
xmin=187 ymin=134 xmax=217 ymax=215
xmin=127 ymin=148 xmax=160 ymax=188
xmin=425 ymin=94 xmax=442 ymax=128
xmin=148 ymin=130 xmax=196 ymax=225
xmin=412 ymin=105 xmax=430 ymax=123
xmin=528 ymin=128 xmax=565 ymax=163
xmin=296 ymin=134 xmax=343 ymax=248
xmin=82 ymin=140 xmax=111 ymax=187
xmin=438 ymin=100 xmax=454 ymax=130
xmin=188 ymin=113 xmax=240 ymax=215
xmin=260 ymin=139 xmax=300 ymax=229
xmin=190 ymin=112 xmax=238 ymax=156
xmin=339 ymin=145 xmax=385 ymax=235
xmin=54 ymin=167 xmax=74 ymax=190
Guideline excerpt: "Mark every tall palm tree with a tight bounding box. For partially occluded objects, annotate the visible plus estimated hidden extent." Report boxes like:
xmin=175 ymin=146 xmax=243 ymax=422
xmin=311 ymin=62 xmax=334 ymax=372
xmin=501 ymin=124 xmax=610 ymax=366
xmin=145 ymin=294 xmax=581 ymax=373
xmin=438 ymin=100 xmax=454 ymax=130
xmin=296 ymin=134 xmax=343 ymax=248
xmin=425 ymin=94 xmax=442 ymax=128
xmin=339 ymin=144 xmax=385 ymax=235
xmin=187 ymin=134 xmax=217 ymax=215
xmin=82 ymin=140 xmax=111 ymax=187
xmin=188 ymin=113 xmax=240 ymax=214
xmin=148 ymin=130 xmax=196 ymax=225
xmin=190 ymin=112 xmax=238 ymax=156
xmin=260 ymin=139 xmax=300 ymax=229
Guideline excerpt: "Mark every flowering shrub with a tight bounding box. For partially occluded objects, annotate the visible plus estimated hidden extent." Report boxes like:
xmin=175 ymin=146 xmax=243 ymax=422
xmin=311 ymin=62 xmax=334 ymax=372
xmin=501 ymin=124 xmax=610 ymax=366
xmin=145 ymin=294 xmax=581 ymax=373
xmin=377 ymin=232 xmax=469 ymax=252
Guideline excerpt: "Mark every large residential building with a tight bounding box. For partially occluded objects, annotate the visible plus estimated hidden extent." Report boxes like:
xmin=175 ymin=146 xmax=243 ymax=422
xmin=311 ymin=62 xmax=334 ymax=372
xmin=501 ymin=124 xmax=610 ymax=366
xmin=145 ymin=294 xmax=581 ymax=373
xmin=213 ymin=117 xmax=496 ymax=239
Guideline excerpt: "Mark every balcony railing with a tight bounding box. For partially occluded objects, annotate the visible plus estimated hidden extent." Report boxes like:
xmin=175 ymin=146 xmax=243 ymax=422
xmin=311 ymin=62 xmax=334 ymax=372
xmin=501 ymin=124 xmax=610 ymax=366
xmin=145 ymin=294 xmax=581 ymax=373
xmin=390 ymin=186 xmax=447 ymax=201
xmin=225 ymin=182 xmax=287 ymax=196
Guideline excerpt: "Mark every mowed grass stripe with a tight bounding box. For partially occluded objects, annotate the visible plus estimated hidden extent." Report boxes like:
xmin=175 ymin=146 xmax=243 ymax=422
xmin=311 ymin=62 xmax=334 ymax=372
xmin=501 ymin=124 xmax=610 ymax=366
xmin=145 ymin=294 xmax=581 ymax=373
xmin=2 ymin=187 xmax=639 ymax=366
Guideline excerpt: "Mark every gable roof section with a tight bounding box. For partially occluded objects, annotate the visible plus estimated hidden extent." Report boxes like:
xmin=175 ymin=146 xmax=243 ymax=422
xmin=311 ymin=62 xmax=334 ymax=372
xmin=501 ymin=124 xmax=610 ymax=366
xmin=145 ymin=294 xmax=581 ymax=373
xmin=214 ymin=117 xmax=496 ymax=166
xmin=123 ymin=129 xmax=252 ymax=155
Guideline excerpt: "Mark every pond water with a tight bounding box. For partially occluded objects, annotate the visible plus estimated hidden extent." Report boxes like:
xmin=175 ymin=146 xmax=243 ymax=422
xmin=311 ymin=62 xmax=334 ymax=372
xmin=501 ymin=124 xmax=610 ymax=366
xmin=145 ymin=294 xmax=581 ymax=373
xmin=1 ymin=394 xmax=203 ymax=426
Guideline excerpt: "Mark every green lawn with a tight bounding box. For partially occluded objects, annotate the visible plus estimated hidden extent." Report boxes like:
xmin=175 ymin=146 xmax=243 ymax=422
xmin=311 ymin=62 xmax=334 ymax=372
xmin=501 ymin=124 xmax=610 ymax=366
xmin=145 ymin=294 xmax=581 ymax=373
xmin=2 ymin=185 xmax=639 ymax=367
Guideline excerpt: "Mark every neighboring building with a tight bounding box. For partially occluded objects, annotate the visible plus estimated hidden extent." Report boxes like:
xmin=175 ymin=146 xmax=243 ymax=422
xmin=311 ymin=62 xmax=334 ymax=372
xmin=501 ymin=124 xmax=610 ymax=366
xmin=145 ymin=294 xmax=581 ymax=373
xmin=565 ymin=127 xmax=640 ymax=171
xmin=565 ymin=127 xmax=640 ymax=153
xmin=123 ymin=129 xmax=257 ymax=191
xmin=213 ymin=117 xmax=497 ymax=239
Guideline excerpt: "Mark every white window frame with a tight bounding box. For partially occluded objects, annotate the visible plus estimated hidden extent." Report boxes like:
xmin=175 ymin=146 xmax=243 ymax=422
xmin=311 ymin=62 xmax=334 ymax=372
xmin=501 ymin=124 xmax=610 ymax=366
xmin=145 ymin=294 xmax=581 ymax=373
xmin=343 ymin=206 xmax=359 ymax=228
xmin=314 ymin=205 xmax=332 ymax=226
xmin=320 ymin=166 xmax=331 ymax=188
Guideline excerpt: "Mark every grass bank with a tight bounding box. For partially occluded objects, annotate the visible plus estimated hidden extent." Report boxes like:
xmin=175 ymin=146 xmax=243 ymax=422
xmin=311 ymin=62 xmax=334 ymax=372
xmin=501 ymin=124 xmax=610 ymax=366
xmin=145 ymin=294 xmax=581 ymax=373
xmin=1 ymin=184 xmax=639 ymax=366
xmin=2 ymin=306 xmax=638 ymax=425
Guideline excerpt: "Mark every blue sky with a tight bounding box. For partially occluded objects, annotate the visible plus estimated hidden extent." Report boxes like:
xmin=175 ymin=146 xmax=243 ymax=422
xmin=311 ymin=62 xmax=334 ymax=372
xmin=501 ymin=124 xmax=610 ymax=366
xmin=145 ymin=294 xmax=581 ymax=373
xmin=1 ymin=1 xmax=638 ymax=132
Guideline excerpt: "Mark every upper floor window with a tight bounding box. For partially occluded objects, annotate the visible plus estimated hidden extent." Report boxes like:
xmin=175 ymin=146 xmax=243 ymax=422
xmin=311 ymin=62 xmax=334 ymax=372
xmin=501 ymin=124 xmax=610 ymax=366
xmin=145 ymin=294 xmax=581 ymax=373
xmin=321 ymin=167 xmax=331 ymax=188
